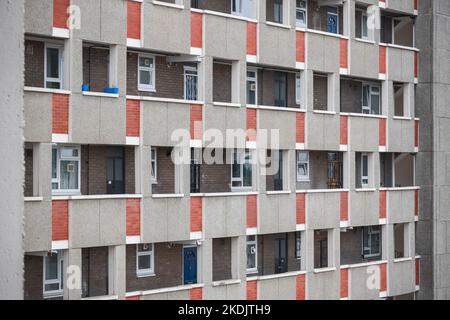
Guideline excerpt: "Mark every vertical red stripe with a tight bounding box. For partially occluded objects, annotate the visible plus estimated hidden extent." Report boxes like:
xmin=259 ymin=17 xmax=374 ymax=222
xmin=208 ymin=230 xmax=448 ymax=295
xmin=415 ymin=119 xmax=419 ymax=147
xmin=379 ymin=190 xmax=387 ymax=219
xmin=415 ymin=258 xmax=420 ymax=286
xmin=191 ymin=12 xmax=203 ymax=48
xmin=415 ymin=190 xmax=419 ymax=217
xmin=246 ymin=108 xmax=257 ymax=141
xmin=247 ymin=22 xmax=257 ymax=56
xmin=247 ymin=280 xmax=257 ymax=300
xmin=126 ymin=100 xmax=140 ymax=137
xmin=340 ymin=39 xmax=348 ymax=69
xmin=340 ymin=268 xmax=349 ymax=298
xmin=190 ymin=197 xmax=202 ymax=232
xmin=296 ymin=113 xmax=305 ymax=144
xmin=246 ymin=195 xmax=257 ymax=228
xmin=340 ymin=192 xmax=348 ymax=222
xmin=53 ymin=0 xmax=70 ymax=29
xmin=296 ymin=193 xmax=306 ymax=225
xmin=380 ymin=263 xmax=387 ymax=292
xmin=296 ymin=31 xmax=305 ymax=63
xmin=190 ymin=104 xmax=203 ymax=140
xmin=127 ymin=1 xmax=141 ymax=39
xmin=52 ymin=200 xmax=69 ymax=241
xmin=296 ymin=274 xmax=306 ymax=300
xmin=414 ymin=51 xmax=419 ymax=78
xmin=340 ymin=115 xmax=348 ymax=145
xmin=190 ymin=287 xmax=203 ymax=300
xmin=52 ymin=94 xmax=69 ymax=134
xmin=126 ymin=199 xmax=141 ymax=236
xmin=379 ymin=45 xmax=387 ymax=74
xmin=379 ymin=118 xmax=386 ymax=147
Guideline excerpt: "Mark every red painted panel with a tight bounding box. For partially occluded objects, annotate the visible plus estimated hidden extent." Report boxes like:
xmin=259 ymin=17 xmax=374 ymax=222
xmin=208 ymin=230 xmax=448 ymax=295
xmin=379 ymin=45 xmax=387 ymax=74
xmin=247 ymin=108 xmax=257 ymax=142
xmin=340 ymin=192 xmax=348 ymax=222
xmin=379 ymin=118 xmax=386 ymax=147
xmin=296 ymin=113 xmax=305 ymax=144
xmin=296 ymin=31 xmax=305 ymax=63
xmin=52 ymin=94 xmax=69 ymax=134
xmin=127 ymin=1 xmax=141 ymax=39
xmin=340 ymin=39 xmax=348 ymax=69
xmin=247 ymin=22 xmax=257 ymax=56
xmin=52 ymin=200 xmax=68 ymax=241
xmin=191 ymin=12 xmax=203 ymax=48
xmin=296 ymin=193 xmax=306 ymax=225
xmin=379 ymin=190 xmax=387 ymax=219
xmin=296 ymin=274 xmax=306 ymax=300
xmin=126 ymin=198 xmax=141 ymax=236
xmin=190 ymin=104 xmax=203 ymax=140
xmin=53 ymin=0 xmax=70 ymax=29
xmin=246 ymin=195 xmax=257 ymax=228
xmin=191 ymin=197 xmax=202 ymax=232
xmin=247 ymin=280 xmax=257 ymax=300
xmin=340 ymin=268 xmax=349 ymax=298
xmin=340 ymin=115 xmax=348 ymax=145
xmin=126 ymin=100 xmax=140 ymax=137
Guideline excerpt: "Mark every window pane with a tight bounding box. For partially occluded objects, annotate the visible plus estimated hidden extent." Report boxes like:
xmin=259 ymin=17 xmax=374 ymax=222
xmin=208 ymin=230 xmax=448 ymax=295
xmin=246 ymin=243 xmax=256 ymax=269
xmin=45 ymin=255 xmax=58 ymax=281
xmin=138 ymin=244 xmax=152 ymax=252
xmin=362 ymin=156 xmax=368 ymax=176
xmin=46 ymin=81 xmax=61 ymax=89
xmin=297 ymin=151 xmax=307 ymax=161
xmin=371 ymin=94 xmax=380 ymax=114
xmin=247 ymin=80 xmax=256 ymax=105
xmin=61 ymin=147 xmax=78 ymax=158
xmin=298 ymin=163 xmax=308 ymax=177
xmin=52 ymin=148 xmax=57 ymax=179
xmin=243 ymin=162 xmax=252 ymax=187
xmin=138 ymin=255 xmax=151 ymax=270
xmin=46 ymin=48 xmax=59 ymax=79
xmin=60 ymin=160 xmax=79 ymax=190
xmin=139 ymin=57 xmax=153 ymax=68
xmin=140 ymin=70 xmax=151 ymax=85
xmin=362 ymin=15 xmax=368 ymax=37
xmin=45 ymin=283 xmax=60 ymax=292
xmin=363 ymin=86 xmax=369 ymax=106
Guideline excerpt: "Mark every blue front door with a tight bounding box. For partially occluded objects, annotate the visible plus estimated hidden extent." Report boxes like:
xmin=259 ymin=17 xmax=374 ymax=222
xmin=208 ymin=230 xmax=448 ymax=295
xmin=327 ymin=8 xmax=338 ymax=34
xmin=183 ymin=246 xmax=197 ymax=285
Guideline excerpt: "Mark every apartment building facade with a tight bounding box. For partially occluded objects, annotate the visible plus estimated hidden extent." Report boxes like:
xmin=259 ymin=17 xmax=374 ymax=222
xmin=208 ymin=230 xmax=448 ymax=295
xmin=22 ymin=0 xmax=421 ymax=300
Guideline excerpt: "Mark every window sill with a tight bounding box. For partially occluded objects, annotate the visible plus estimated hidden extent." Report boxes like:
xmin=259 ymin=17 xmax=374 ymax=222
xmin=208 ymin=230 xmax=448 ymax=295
xmin=24 ymin=197 xmax=44 ymax=202
xmin=305 ymin=188 xmax=349 ymax=194
xmin=354 ymin=37 xmax=376 ymax=45
xmin=213 ymin=101 xmax=242 ymax=108
xmin=394 ymin=257 xmax=412 ymax=263
xmin=341 ymin=260 xmax=387 ymax=269
xmin=306 ymin=28 xmax=348 ymax=40
xmin=202 ymin=191 xmax=258 ymax=198
xmin=340 ymin=112 xmax=386 ymax=119
xmin=152 ymin=0 xmax=184 ymax=10
xmin=266 ymin=21 xmax=291 ymax=29
xmin=297 ymin=179 xmax=310 ymax=183
xmin=138 ymin=87 xmax=156 ymax=93
xmin=82 ymin=91 xmax=119 ymax=98
xmin=379 ymin=186 xmax=420 ymax=192
xmin=266 ymin=190 xmax=291 ymax=195
xmin=313 ymin=110 xmax=336 ymax=115
xmin=212 ymin=279 xmax=241 ymax=287
xmin=43 ymin=291 xmax=63 ymax=299
xmin=257 ymin=270 xmax=306 ymax=281
xmin=313 ymin=267 xmax=336 ymax=274
xmin=152 ymin=193 xmax=184 ymax=199
xmin=137 ymin=272 xmax=156 ymax=278
xmin=24 ymin=86 xmax=71 ymax=95
xmin=127 ymin=95 xmax=204 ymax=105
xmin=255 ymin=105 xmax=304 ymax=113
xmin=199 ymin=9 xmax=258 ymax=23
xmin=393 ymin=116 xmax=413 ymax=121
xmin=354 ymin=188 xmax=376 ymax=192
xmin=52 ymin=194 xmax=143 ymax=200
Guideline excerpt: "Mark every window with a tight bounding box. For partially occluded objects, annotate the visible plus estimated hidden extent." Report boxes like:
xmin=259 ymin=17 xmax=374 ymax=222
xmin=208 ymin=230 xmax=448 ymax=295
xmin=45 ymin=44 xmax=63 ymax=89
xmin=138 ymin=54 xmax=155 ymax=92
xmin=274 ymin=72 xmax=287 ymax=107
xmin=362 ymin=84 xmax=380 ymax=115
xmin=296 ymin=73 xmax=301 ymax=106
xmin=314 ymin=230 xmax=328 ymax=269
xmin=327 ymin=6 xmax=339 ymax=34
xmin=362 ymin=226 xmax=381 ymax=258
xmin=191 ymin=0 xmax=199 ymax=9
xmin=246 ymin=235 xmax=257 ymax=273
xmin=184 ymin=66 xmax=198 ymax=101
xmin=190 ymin=148 xmax=201 ymax=193
xmin=274 ymin=0 xmax=283 ymax=24
xmin=295 ymin=232 xmax=301 ymax=259
xmin=232 ymin=0 xmax=242 ymax=15
xmin=361 ymin=153 xmax=369 ymax=187
xmin=247 ymin=69 xmax=257 ymax=105
xmin=356 ymin=9 xmax=369 ymax=40
xmin=52 ymin=146 xmax=80 ymax=194
xmin=43 ymin=251 xmax=63 ymax=297
xmin=296 ymin=151 xmax=309 ymax=182
xmin=231 ymin=149 xmax=252 ymax=189
xmin=394 ymin=224 xmax=407 ymax=259
xmin=151 ymin=147 xmax=157 ymax=184
xmin=136 ymin=243 xmax=154 ymax=276
xmin=296 ymin=0 xmax=307 ymax=28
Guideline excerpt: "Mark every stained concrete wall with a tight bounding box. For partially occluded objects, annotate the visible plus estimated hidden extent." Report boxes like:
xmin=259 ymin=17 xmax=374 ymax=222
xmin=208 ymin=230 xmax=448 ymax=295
xmin=415 ymin=0 xmax=450 ymax=300
xmin=0 ymin=0 xmax=24 ymax=300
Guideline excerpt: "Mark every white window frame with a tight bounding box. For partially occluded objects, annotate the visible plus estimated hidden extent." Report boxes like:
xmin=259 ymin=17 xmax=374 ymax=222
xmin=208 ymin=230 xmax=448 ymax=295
xmin=356 ymin=9 xmax=369 ymax=40
xmin=43 ymin=251 xmax=63 ymax=298
xmin=231 ymin=149 xmax=252 ymax=191
xmin=296 ymin=0 xmax=308 ymax=28
xmin=295 ymin=73 xmax=302 ymax=106
xmin=362 ymin=226 xmax=381 ymax=258
xmin=138 ymin=54 xmax=155 ymax=92
xmin=184 ymin=65 xmax=198 ymax=101
xmin=52 ymin=145 xmax=81 ymax=195
xmin=151 ymin=147 xmax=157 ymax=184
xmin=361 ymin=153 xmax=369 ymax=187
xmin=136 ymin=243 xmax=155 ymax=277
xmin=231 ymin=0 xmax=242 ymax=15
xmin=296 ymin=151 xmax=309 ymax=182
xmin=247 ymin=68 xmax=258 ymax=106
xmin=44 ymin=43 xmax=63 ymax=89
xmin=246 ymin=235 xmax=258 ymax=274
xmin=362 ymin=83 xmax=381 ymax=115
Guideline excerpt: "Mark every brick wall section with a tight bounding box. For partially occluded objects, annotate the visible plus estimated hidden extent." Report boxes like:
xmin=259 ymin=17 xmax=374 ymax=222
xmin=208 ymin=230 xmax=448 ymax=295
xmin=52 ymin=94 xmax=69 ymax=134
xmin=415 ymin=257 xmax=420 ymax=286
xmin=340 ymin=191 xmax=348 ymax=222
xmin=52 ymin=200 xmax=68 ymax=241
xmin=247 ymin=108 xmax=257 ymax=141
xmin=313 ymin=74 xmax=328 ymax=111
xmin=126 ymin=99 xmax=140 ymax=137
xmin=296 ymin=113 xmax=305 ymax=143
xmin=126 ymin=244 xmax=183 ymax=292
xmin=379 ymin=118 xmax=386 ymax=146
xmin=190 ymin=104 xmax=203 ymax=140
xmin=152 ymin=147 xmax=175 ymax=194
xmin=200 ymin=151 xmax=231 ymax=193
xmin=257 ymin=233 xmax=301 ymax=276
xmin=213 ymin=63 xmax=232 ymax=102
xmin=379 ymin=190 xmax=387 ymax=219
xmin=247 ymin=22 xmax=257 ymax=56
xmin=213 ymin=238 xmax=232 ymax=281
xmin=24 ymin=148 xmax=33 ymax=197
xmin=81 ymin=146 xmax=135 ymax=195
xmin=127 ymin=52 xmax=186 ymax=98
xmin=190 ymin=197 xmax=202 ymax=232
xmin=82 ymin=247 xmax=109 ymax=298
xmin=126 ymin=199 xmax=141 ymax=236
xmin=296 ymin=193 xmax=306 ymax=225
xmin=246 ymin=195 xmax=257 ymax=228
xmin=340 ymin=268 xmax=349 ymax=298
xmin=340 ymin=115 xmax=348 ymax=145
xmin=379 ymin=45 xmax=387 ymax=74
xmin=83 ymin=47 xmax=109 ymax=92
xmin=296 ymin=31 xmax=305 ymax=63
xmin=191 ymin=12 xmax=203 ymax=48
xmin=24 ymin=255 xmax=44 ymax=300
xmin=296 ymin=274 xmax=305 ymax=300
xmin=24 ymin=40 xmax=44 ymax=88
xmin=308 ymin=1 xmax=344 ymax=34
xmin=259 ymin=70 xmax=298 ymax=108
xmin=190 ymin=287 xmax=203 ymax=300
xmin=126 ymin=295 xmax=140 ymax=300
xmin=340 ymin=39 xmax=348 ymax=69
xmin=380 ymin=263 xmax=387 ymax=292
xmin=247 ymin=280 xmax=257 ymax=300
xmin=127 ymin=0 xmax=141 ymax=39
xmin=53 ymin=0 xmax=70 ymax=29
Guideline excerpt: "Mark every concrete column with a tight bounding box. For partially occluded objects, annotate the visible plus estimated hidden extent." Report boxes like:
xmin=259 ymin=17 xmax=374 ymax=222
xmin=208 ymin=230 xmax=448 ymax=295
xmin=259 ymin=0 xmax=267 ymax=22
xmin=108 ymin=245 xmax=126 ymax=300
xmin=141 ymin=146 xmax=152 ymax=197
xmin=385 ymin=223 xmax=394 ymax=263
xmin=231 ymin=236 xmax=246 ymax=281
xmin=200 ymin=55 xmax=213 ymax=104
xmin=383 ymin=80 xmax=393 ymax=118
xmin=286 ymin=149 xmax=296 ymax=192
xmin=348 ymin=151 xmax=356 ymax=190
xmin=109 ymin=45 xmax=119 ymax=88
xmin=372 ymin=152 xmax=380 ymax=189
xmin=201 ymin=238 xmax=213 ymax=285
xmin=305 ymin=69 xmax=314 ymax=112
xmin=63 ymin=248 xmax=82 ymax=300
xmin=68 ymin=38 xmax=83 ymax=94
xmin=330 ymin=228 xmax=340 ymax=268
xmin=134 ymin=146 xmax=142 ymax=195
xmin=405 ymin=82 xmax=415 ymax=118
xmin=343 ymin=0 xmax=355 ymax=38
xmin=33 ymin=142 xmax=52 ymax=200
xmin=231 ymin=60 xmax=246 ymax=105
xmin=329 ymin=72 xmax=340 ymax=112
xmin=305 ymin=230 xmax=315 ymax=272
